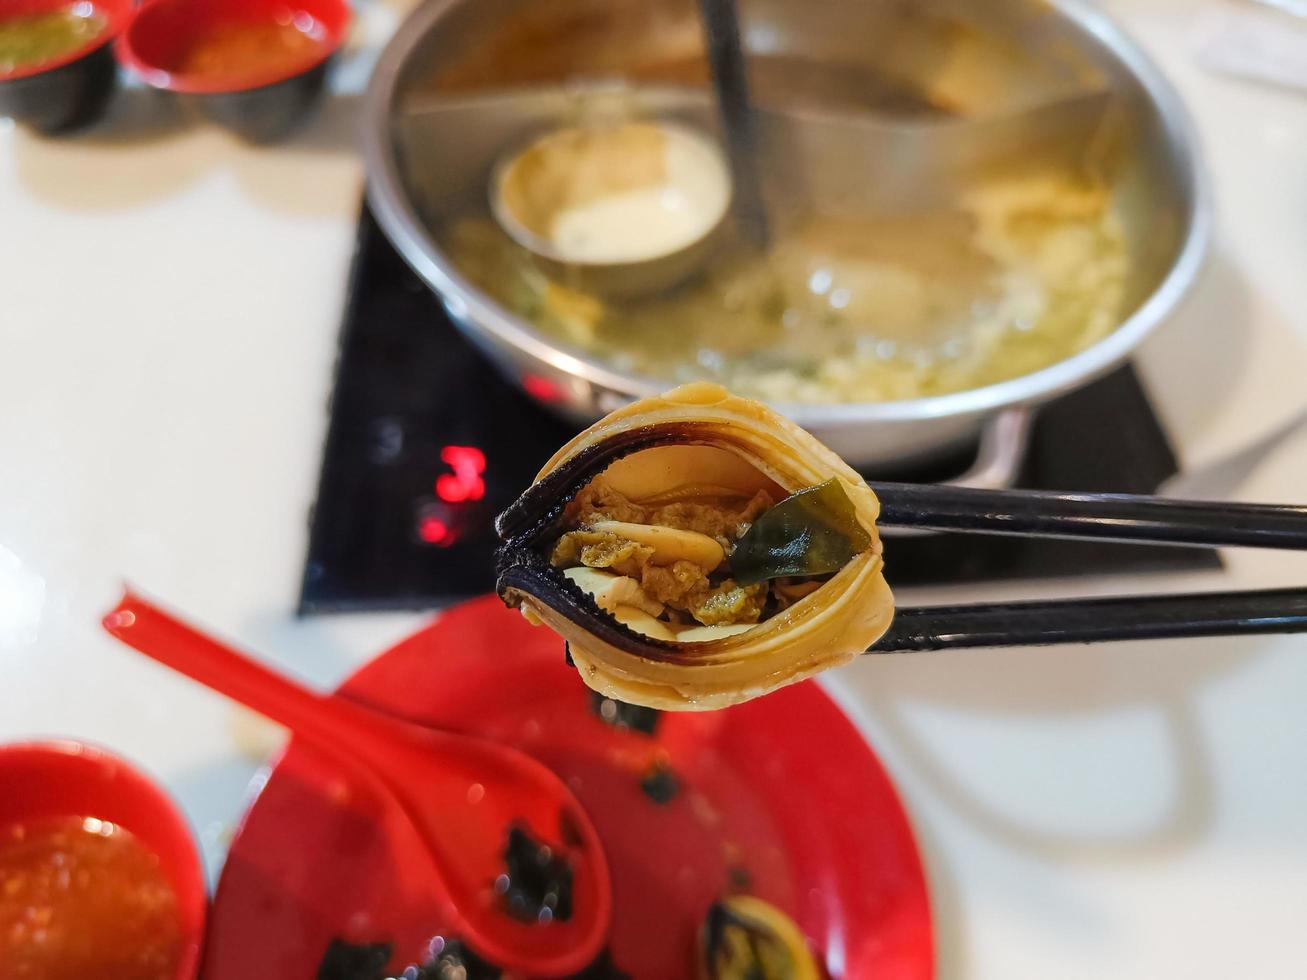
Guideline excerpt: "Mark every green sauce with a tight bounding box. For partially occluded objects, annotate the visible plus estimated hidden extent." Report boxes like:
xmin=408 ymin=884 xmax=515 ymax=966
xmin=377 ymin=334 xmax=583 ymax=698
xmin=0 ymin=8 xmax=107 ymax=75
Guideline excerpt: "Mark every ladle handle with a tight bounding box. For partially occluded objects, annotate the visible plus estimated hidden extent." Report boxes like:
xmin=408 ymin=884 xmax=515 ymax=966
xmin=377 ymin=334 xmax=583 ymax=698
xmin=103 ymin=589 xmax=392 ymax=760
xmin=697 ymin=0 xmax=770 ymax=248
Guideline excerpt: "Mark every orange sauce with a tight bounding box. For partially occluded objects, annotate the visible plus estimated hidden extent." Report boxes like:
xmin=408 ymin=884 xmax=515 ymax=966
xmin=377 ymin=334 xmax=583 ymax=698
xmin=178 ymin=20 xmax=328 ymax=81
xmin=0 ymin=816 xmax=182 ymax=980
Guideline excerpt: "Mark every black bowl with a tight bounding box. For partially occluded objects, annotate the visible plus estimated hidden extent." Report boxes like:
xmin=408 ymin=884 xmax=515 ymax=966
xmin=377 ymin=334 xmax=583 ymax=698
xmin=180 ymin=57 xmax=332 ymax=144
xmin=0 ymin=38 xmax=119 ymax=134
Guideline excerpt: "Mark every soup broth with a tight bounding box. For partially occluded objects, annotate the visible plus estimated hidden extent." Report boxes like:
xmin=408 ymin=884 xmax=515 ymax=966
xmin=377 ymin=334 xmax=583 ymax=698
xmin=445 ymin=170 xmax=1126 ymax=404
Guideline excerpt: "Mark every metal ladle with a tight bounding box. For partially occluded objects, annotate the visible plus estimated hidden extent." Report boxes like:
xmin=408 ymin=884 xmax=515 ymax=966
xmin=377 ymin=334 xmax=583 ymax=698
xmin=438 ymin=67 xmax=1114 ymax=297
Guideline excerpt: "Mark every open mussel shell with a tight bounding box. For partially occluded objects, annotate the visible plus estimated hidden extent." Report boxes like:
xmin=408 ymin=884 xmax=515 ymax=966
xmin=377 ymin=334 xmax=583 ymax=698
xmin=699 ymin=895 xmax=823 ymax=980
xmin=495 ymin=382 xmax=894 ymax=710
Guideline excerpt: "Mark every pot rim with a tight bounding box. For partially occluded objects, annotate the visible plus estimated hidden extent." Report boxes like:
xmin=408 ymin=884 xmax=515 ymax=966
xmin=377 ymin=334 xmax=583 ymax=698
xmin=362 ymin=0 xmax=1211 ymax=426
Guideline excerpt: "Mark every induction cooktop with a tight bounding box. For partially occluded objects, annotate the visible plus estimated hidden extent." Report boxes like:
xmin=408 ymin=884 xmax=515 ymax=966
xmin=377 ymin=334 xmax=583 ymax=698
xmin=298 ymin=207 xmax=1219 ymax=614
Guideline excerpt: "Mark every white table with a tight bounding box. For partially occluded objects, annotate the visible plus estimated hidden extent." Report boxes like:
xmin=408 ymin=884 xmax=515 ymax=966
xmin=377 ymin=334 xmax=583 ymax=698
xmin=2 ymin=1 xmax=1305 ymax=976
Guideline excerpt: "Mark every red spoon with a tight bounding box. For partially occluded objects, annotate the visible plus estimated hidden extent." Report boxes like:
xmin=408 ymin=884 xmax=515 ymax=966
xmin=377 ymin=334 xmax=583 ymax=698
xmin=102 ymin=589 xmax=611 ymax=976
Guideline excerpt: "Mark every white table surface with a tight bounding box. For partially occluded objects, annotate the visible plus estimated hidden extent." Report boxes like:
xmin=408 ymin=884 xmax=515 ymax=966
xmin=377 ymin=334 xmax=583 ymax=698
xmin=2 ymin=1 xmax=1306 ymax=976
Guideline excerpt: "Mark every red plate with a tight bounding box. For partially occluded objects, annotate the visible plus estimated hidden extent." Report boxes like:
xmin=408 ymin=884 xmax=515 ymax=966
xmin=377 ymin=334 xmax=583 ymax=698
xmin=206 ymin=596 xmax=932 ymax=978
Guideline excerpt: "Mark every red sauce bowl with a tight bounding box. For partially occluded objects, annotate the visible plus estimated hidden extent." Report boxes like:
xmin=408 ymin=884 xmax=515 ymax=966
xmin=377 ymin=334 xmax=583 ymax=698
xmin=117 ymin=0 xmax=352 ymax=142
xmin=0 ymin=740 xmax=206 ymax=979
xmin=0 ymin=0 xmax=134 ymax=132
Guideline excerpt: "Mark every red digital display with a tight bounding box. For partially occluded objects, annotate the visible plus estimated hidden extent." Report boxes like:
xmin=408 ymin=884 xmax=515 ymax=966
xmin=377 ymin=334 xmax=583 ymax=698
xmin=522 ymin=374 xmax=562 ymax=403
xmin=435 ymin=445 xmax=486 ymax=503
xmin=418 ymin=514 xmax=451 ymax=545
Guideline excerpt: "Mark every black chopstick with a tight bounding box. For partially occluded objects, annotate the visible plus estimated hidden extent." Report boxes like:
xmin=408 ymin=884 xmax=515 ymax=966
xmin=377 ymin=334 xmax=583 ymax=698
xmin=872 ymin=482 xmax=1307 ymax=550
xmin=869 ymin=587 xmax=1307 ymax=652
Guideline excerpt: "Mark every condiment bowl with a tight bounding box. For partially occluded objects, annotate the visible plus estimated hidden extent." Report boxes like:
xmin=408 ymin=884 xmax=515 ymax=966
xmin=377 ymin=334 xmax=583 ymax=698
xmin=0 ymin=0 xmax=133 ymax=133
xmin=0 ymin=739 xmax=207 ymax=979
xmin=491 ymin=120 xmax=732 ymax=299
xmin=116 ymin=0 xmax=351 ymax=143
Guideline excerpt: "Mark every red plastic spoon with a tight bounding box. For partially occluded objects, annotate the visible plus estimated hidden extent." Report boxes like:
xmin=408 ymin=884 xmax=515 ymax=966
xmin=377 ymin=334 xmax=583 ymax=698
xmin=102 ymin=589 xmax=611 ymax=976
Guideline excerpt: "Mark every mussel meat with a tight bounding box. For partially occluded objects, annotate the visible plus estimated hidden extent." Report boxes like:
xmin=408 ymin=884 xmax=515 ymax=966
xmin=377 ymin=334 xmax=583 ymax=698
xmin=495 ymin=383 xmax=894 ymax=710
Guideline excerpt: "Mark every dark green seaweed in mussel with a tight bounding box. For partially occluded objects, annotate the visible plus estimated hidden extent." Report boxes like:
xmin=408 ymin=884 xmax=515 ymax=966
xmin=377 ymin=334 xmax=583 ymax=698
xmin=732 ymin=478 xmax=869 ymax=585
xmin=317 ymin=938 xmax=392 ymax=980
xmin=500 ymin=824 xmax=574 ymax=922
xmin=590 ymin=691 xmax=660 ymax=735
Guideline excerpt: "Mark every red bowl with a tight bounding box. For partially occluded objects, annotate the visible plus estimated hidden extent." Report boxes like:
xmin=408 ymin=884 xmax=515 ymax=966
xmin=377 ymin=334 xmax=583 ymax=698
xmin=0 ymin=0 xmax=134 ymax=132
xmin=117 ymin=0 xmax=351 ymax=95
xmin=0 ymin=740 xmax=207 ymax=980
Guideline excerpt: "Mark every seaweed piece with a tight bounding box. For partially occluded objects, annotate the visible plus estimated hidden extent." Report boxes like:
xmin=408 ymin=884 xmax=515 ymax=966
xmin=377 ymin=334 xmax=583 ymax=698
xmin=317 ymin=938 xmax=392 ymax=980
xmin=640 ymin=760 xmax=680 ymax=805
xmin=315 ymin=927 xmax=623 ymax=978
xmin=500 ymin=824 xmax=574 ymax=922
xmin=330 ymin=934 xmax=630 ymax=980
xmin=414 ymin=941 xmax=626 ymax=979
xmin=420 ymin=938 xmax=501 ymax=979
xmin=571 ymin=948 xmax=632 ymax=979
xmin=732 ymin=479 xmax=870 ymax=585
xmin=589 ymin=690 xmax=660 ymax=735
xmin=728 ymin=866 xmax=753 ymax=890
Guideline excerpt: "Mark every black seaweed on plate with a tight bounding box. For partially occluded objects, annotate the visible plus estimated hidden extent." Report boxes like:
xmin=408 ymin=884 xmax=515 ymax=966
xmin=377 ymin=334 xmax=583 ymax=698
xmin=413 ymin=942 xmax=628 ymax=980
xmin=317 ymin=938 xmax=392 ymax=980
xmin=640 ymin=759 xmax=680 ymax=805
xmin=317 ymin=935 xmax=628 ymax=980
xmin=500 ymin=823 xmax=574 ymax=922
xmin=420 ymin=938 xmax=501 ymax=979
xmin=571 ymin=948 xmax=633 ymax=979
xmin=589 ymin=691 xmax=660 ymax=735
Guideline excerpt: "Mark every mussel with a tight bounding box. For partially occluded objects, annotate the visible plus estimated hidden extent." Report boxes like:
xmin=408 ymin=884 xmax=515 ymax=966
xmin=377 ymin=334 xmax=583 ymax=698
xmin=495 ymin=383 xmax=894 ymax=710
xmin=699 ymin=896 xmax=822 ymax=980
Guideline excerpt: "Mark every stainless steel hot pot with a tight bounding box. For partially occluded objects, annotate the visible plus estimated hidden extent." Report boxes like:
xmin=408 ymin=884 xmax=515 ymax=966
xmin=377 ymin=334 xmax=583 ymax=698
xmin=361 ymin=0 xmax=1208 ymax=476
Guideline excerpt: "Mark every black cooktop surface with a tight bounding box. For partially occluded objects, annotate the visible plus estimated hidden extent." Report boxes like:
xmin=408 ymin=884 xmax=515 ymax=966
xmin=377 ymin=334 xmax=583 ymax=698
xmin=298 ymin=208 xmax=1219 ymax=614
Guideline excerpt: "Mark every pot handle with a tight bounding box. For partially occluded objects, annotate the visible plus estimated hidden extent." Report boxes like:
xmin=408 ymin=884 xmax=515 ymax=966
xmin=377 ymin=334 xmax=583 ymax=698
xmin=880 ymin=407 xmax=1033 ymax=538
xmin=942 ymin=406 xmax=1033 ymax=491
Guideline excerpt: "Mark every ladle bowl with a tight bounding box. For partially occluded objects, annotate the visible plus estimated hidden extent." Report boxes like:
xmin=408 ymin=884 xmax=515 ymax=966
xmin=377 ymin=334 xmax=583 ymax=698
xmin=491 ymin=118 xmax=732 ymax=298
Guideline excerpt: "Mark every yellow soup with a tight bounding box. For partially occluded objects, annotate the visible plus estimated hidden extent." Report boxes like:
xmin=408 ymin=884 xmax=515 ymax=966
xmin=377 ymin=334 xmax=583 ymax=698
xmin=0 ymin=8 xmax=107 ymax=75
xmin=446 ymin=170 xmax=1127 ymax=405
